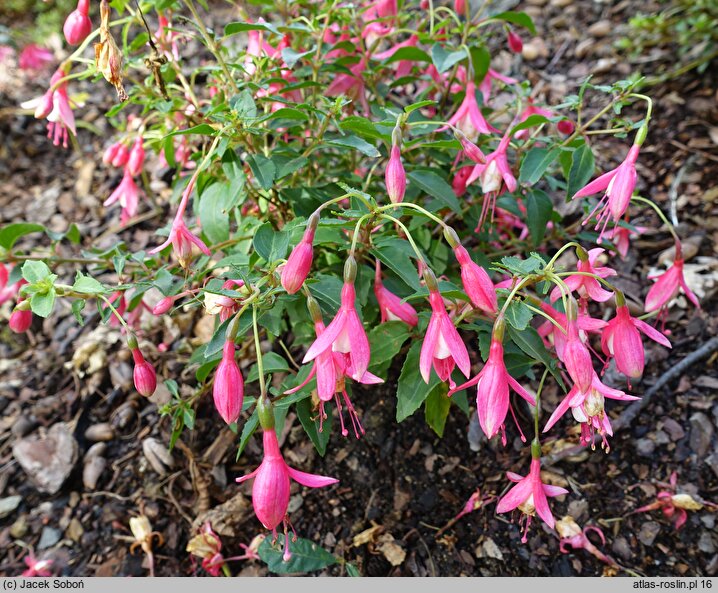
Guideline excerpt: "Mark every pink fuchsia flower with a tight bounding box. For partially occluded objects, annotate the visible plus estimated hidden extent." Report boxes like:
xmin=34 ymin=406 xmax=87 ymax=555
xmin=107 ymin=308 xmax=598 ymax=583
xmin=213 ymin=340 xmax=244 ymax=424
xmin=155 ymin=12 xmax=180 ymax=62
xmin=454 ymin=130 xmax=485 ymax=164
xmin=0 ymin=267 xmax=23 ymax=305
xmin=281 ymin=217 xmax=317 ymax=294
xmin=556 ymin=517 xmax=617 ymax=567
xmin=9 ymin=308 xmax=32 ymax=333
xmin=18 ymin=44 xmax=54 ymax=71
xmin=64 ymin=0 xmax=92 ymax=45
xmin=557 ymin=119 xmax=575 ymax=136
xmin=573 ymin=143 xmax=640 ymax=242
xmin=104 ymin=169 xmax=141 ymax=224
xmin=131 ymin=348 xmax=157 ymax=397
xmin=549 ymin=248 xmax=616 ymax=303
xmin=374 ymin=261 xmax=418 ymax=326
xmin=452 ymin=165 xmax=473 ymax=197
xmin=303 ymin=257 xmax=372 ymax=382
xmin=151 ymin=217 xmax=211 ymax=269
xmin=496 ymin=455 xmax=568 ymax=542
xmin=601 ymin=299 xmax=671 ymax=379
xmin=561 ymin=313 xmax=595 ymax=394
xmin=466 ymin=130 xmax=516 ymax=228
xmin=237 ymin=428 xmax=338 ymax=560
xmin=543 ymin=370 xmax=639 ymax=449
xmin=513 ymin=102 xmax=554 ymax=141
xmin=450 ymin=241 xmax=497 ymax=314
xmin=644 ymin=242 xmax=700 ymax=312
xmin=372 ymin=35 xmax=419 ymax=78
xmin=631 ymin=473 xmax=710 ymax=531
xmin=444 ymin=81 xmax=498 ymax=141
xmin=103 ymin=141 xmax=129 ymax=167
xmin=449 ymin=327 xmax=536 ymax=442
xmin=608 ymin=223 xmax=645 ymax=259
xmin=363 ymin=0 xmax=398 ymax=21
xmin=385 ymin=144 xmax=406 ymax=204
xmin=420 ymin=271 xmax=471 ymax=389
xmin=477 ymin=69 xmax=517 ymax=104
xmin=507 ymin=29 xmax=523 ymax=53
xmin=32 ymin=67 xmax=77 ymax=148
xmin=22 ymin=553 xmax=54 ymax=577
xmin=537 ymin=301 xmax=606 ymax=361
xmin=186 ymin=522 xmax=225 ymax=576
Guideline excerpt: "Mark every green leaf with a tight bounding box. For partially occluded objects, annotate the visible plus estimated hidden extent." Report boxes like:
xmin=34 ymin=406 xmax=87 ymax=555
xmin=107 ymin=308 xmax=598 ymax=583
xmin=397 ymin=341 xmax=440 ymax=422
xmin=253 ymin=222 xmax=289 ymax=262
xmin=525 ymin=189 xmax=553 ymax=245
xmin=231 ymin=90 xmax=258 ymax=121
xmin=199 ymin=183 xmax=231 ymax=244
xmin=431 ymin=44 xmax=467 ymax=74
xmin=326 ymin=135 xmax=380 ymax=157
xmin=273 ymin=155 xmax=308 ymax=179
xmin=470 ymin=46 xmax=491 ymax=84
xmin=370 ymin=239 xmax=421 ymax=291
xmin=567 ymin=143 xmax=595 ymax=199
xmin=71 ymin=300 xmax=86 ymax=325
xmin=511 ymin=114 xmax=550 ymax=137
xmin=367 ymin=321 xmax=412 ymax=375
xmin=425 ymin=382 xmax=451 ymax=437
xmin=297 ymin=397 xmax=331 ymax=456
xmin=165 ymin=124 xmax=217 ymax=137
xmin=71 ymin=272 xmax=106 ymax=294
xmin=519 ymin=147 xmax=559 ymax=186
xmin=383 ymin=46 xmax=431 ymax=64
xmin=246 ymin=352 xmax=290 ymax=383
xmin=499 ymin=254 xmax=543 ymax=276
xmin=281 ymin=46 xmax=315 ymax=67
xmin=21 ymin=260 xmax=51 ymax=283
xmin=0 ymin=223 xmax=45 ymax=250
xmin=504 ymin=300 xmax=533 ymax=331
xmin=237 ymin=410 xmax=259 ymax=459
xmin=488 ymin=11 xmax=536 ymax=34
xmin=346 ymin=563 xmax=361 ymax=577
xmin=246 ymin=154 xmax=277 ymax=190
xmin=404 ymin=100 xmax=436 ymax=114
xmin=309 ymin=275 xmax=343 ymax=315
xmin=339 ymin=116 xmax=382 ymax=141
xmin=224 ymin=21 xmax=280 ymax=35
xmin=407 ymin=170 xmax=461 ymax=214
xmin=258 ymin=537 xmax=337 ymax=574
xmin=30 ymin=290 xmax=56 ymax=318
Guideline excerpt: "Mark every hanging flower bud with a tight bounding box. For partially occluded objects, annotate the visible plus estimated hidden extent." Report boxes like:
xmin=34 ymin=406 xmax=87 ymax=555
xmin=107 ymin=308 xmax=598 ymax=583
xmin=281 ymin=214 xmax=318 ymax=294
xmin=374 ymin=260 xmax=418 ymax=326
xmin=445 ymin=230 xmax=497 ymax=314
xmin=64 ymin=0 xmax=92 ymax=46
xmin=212 ymin=340 xmax=244 ymax=425
xmin=152 ymin=296 xmax=175 ymax=315
xmin=131 ymin=346 xmax=157 ymax=397
xmin=454 ymin=130 xmax=485 ymax=164
xmin=9 ymin=308 xmax=32 ymax=333
xmin=561 ymin=310 xmax=594 ymax=394
xmin=507 ymin=29 xmax=523 ymax=54
xmin=126 ymin=136 xmax=145 ymax=177
xmin=557 ymin=119 xmax=575 ymax=135
xmin=385 ymin=145 xmax=406 ymax=204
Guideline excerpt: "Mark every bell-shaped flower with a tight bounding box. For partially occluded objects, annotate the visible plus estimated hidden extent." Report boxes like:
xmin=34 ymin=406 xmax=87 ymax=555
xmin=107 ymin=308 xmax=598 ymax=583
xmin=452 ymin=165 xmax=473 ymax=197
xmin=28 ymin=68 xmax=77 ymax=148
xmin=236 ymin=429 xmax=338 ymax=560
xmin=556 ymin=517 xmax=617 ymax=567
xmin=9 ymin=308 xmax=32 ymax=334
xmin=64 ymin=0 xmax=92 ymax=46
xmin=537 ymin=302 xmax=606 ymax=360
xmin=453 ymin=244 xmax=497 ymax=314
xmin=281 ymin=221 xmax=316 ymax=295
xmin=303 ymin=260 xmax=371 ymax=381
xmin=149 ymin=218 xmax=211 ymax=269
xmin=644 ymin=246 xmax=700 ymax=312
xmin=326 ymin=58 xmax=370 ymax=114
xmin=549 ymin=248 xmax=616 ymax=303
xmin=127 ymin=136 xmax=145 ymax=177
xmin=608 ymin=224 xmax=644 ymax=259
xmin=449 ymin=333 xmax=535 ymax=441
xmin=420 ymin=283 xmax=470 ymax=389
xmin=496 ymin=457 xmax=568 ymax=542
xmin=543 ymin=370 xmax=639 ymax=449
xmin=467 ymin=131 xmax=516 ymax=228
xmin=131 ymin=348 xmax=157 ymax=397
xmin=561 ymin=316 xmax=594 ymax=393
xmin=18 ymin=44 xmax=54 ymax=71
xmin=374 ymin=261 xmax=418 ymax=326
xmin=478 ymin=69 xmax=517 ymax=104
xmin=104 ymin=169 xmax=141 ymax=224
xmin=602 ymin=302 xmax=671 ymax=379
xmin=213 ymin=340 xmax=244 ymax=424
xmin=444 ymin=81 xmax=498 ymax=141
xmin=573 ymin=144 xmax=640 ymax=241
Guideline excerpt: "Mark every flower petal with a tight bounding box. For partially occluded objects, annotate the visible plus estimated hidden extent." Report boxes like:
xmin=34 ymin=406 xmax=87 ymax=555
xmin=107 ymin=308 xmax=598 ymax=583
xmin=287 ymin=467 xmax=339 ymax=488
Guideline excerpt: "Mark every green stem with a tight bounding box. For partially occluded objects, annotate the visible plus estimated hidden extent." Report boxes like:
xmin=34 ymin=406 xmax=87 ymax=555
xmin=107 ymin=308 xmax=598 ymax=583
xmin=534 ymin=368 xmax=549 ymax=440
xmin=97 ymin=293 xmax=132 ymax=333
xmin=630 ymin=195 xmax=679 ymax=243
xmin=252 ymin=304 xmax=266 ymax=397
xmin=378 ymin=214 xmax=426 ymax=264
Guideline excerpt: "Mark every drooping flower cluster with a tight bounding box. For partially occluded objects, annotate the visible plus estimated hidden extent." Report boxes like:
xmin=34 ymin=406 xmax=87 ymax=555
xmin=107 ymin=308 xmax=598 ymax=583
xmin=103 ymin=136 xmax=145 ymax=224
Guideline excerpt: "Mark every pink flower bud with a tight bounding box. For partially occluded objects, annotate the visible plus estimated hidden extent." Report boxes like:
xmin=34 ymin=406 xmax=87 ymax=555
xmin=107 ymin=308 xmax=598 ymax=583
xmin=212 ymin=340 xmax=244 ymax=425
xmin=557 ymin=119 xmax=575 ymax=135
xmin=507 ymin=30 xmax=523 ymax=54
xmin=562 ymin=321 xmax=594 ymax=393
xmin=132 ymin=348 xmax=157 ymax=397
xmin=102 ymin=143 xmax=120 ymax=165
xmin=385 ymin=145 xmax=406 ymax=204
xmin=127 ymin=137 xmax=145 ymax=177
xmin=34 ymin=91 xmax=54 ymax=120
xmin=454 ymin=245 xmax=497 ymax=314
xmin=281 ymin=227 xmax=315 ymax=295
xmin=111 ymin=143 xmax=129 ymax=168
xmin=9 ymin=309 xmax=32 ymax=333
xmin=63 ymin=0 xmax=92 ymax=46
xmin=456 ymin=133 xmax=485 ymax=164
xmin=454 ymin=0 xmax=466 ymax=14
xmin=152 ymin=296 xmax=174 ymax=315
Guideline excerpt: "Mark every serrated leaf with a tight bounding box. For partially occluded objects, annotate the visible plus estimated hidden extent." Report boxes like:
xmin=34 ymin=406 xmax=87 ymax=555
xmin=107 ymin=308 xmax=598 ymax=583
xmin=505 ymin=300 xmax=533 ymax=331
xmin=567 ymin=143 xmax=595 ymax=199
xmin=425 ymin=382 xmax=451 ymax=437
xmin=246 ymin=154 xmax=277 ymax=190
xmin=0 ymin=223 xmax=45 ymax=250
xmin=258 ymin=537 xmax=336 ymax=574
xmin=397 ymin=341 xmax=441 ymax=422
xmin=72 ymin=272 xmax=106 ymax=294
xmin=407 ymin=170 xmax=461 ymax=214
xmin=431 ymin=44 xmax=467 ymax=74
xmin=499 ymin=255 xmax=542 ymax=275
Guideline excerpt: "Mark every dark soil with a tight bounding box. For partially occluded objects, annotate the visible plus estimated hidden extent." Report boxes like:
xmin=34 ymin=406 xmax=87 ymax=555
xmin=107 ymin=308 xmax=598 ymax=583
xmin=1 ymin=0 xmax=717 ymax=578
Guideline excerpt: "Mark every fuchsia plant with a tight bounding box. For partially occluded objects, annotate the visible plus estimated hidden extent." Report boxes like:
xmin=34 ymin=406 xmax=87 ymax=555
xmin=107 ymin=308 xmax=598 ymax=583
xmin=4 ymin=0 xmax=706 ymax=575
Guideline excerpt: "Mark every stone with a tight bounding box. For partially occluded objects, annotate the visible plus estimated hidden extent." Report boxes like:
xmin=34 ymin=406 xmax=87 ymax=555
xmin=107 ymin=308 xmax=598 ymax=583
xmin=638 ymin=521 xmax=661 ymax=546
xmin=13 ymin=423 xmax=78 ymax=495
xmin=587 ymin=20 xmax=611 ymax=37
xmin=689 ymin=412 xmax=714 ymax=457
xmin=0 ymin=495 xmax=21 ymax=519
